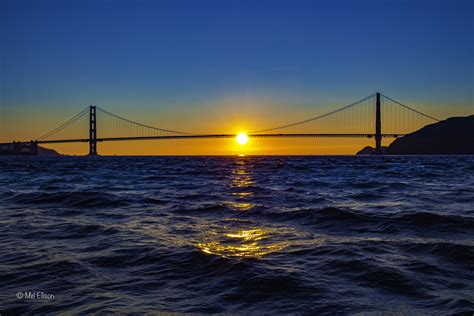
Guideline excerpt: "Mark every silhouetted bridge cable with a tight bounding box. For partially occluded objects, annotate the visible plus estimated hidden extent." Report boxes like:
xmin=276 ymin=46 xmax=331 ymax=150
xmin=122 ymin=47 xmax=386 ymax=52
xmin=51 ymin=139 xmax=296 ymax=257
xmin=250 ymin=94 xmax=377 ymax=134
xmin=37 ymin=107 xmax=90 ymax=141
xmin=250 ymin=93 xmax=438 ymax=135
xmin=9 ymin=92 xmax=439 ymax=155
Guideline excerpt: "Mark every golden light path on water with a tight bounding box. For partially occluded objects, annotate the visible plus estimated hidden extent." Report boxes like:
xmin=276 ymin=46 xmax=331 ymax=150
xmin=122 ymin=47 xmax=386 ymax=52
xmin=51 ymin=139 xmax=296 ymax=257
xmin=196 ymin=157 xmax=287 ymax=258
xmin=196 ymin=228 xmax=287 ymax=259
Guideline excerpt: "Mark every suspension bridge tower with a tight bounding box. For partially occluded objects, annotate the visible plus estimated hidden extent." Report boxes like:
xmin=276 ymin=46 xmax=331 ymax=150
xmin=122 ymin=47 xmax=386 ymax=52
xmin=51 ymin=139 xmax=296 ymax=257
xmin=89 ymin=105 xmax=98 ymax=156
xmin=375 ymin=92 xmax=382 ymax=154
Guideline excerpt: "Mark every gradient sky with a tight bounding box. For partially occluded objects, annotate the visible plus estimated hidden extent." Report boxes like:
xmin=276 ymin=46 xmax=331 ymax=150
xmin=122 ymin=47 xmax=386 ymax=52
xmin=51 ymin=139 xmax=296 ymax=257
xmin=1 ymin=0 xmax=473 ymax=155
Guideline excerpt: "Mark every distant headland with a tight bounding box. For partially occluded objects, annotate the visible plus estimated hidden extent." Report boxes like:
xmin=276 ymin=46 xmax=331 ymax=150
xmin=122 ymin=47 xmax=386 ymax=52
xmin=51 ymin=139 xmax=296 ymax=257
xmin=0 ymin=143 xmax=61 ymax=156
xmin=357 ymin=115 xmax=474 ymax=155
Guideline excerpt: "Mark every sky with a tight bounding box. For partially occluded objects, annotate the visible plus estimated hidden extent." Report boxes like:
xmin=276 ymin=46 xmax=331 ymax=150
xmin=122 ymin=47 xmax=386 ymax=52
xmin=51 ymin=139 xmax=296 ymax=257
xmin=1 ymin=0 xmax=473 ymax=155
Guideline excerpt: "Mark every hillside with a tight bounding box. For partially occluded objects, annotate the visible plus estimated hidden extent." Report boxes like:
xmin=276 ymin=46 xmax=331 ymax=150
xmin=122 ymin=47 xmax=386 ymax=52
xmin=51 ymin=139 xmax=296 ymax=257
xmin=38 ymin=146 xmax=62 ymax=156
xmin=386 ymin=115 xmax=474 ymax=155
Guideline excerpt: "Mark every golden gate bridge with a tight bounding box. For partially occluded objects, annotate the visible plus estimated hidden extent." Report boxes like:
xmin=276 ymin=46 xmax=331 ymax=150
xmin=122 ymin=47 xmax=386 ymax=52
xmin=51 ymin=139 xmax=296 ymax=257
xmin=4 ymin=92 xmax=439 ymax=155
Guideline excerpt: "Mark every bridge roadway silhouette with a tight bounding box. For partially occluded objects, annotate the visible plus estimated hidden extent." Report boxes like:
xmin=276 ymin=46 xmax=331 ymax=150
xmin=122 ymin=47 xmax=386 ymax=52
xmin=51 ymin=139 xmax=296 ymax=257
xmin=3 ymin=92 xmax=439 ymax=156
xmin=36 ymin=133 xmax=404 ymax=144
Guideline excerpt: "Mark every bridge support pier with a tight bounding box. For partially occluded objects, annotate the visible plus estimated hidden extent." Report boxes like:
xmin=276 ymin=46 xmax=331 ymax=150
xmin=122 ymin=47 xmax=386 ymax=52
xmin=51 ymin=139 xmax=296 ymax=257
xmin=375 ymin=92 xmax=382 ymax=154
xmin=30 ymin=140 xmax=38 ymax=155
xmin=89 ymin=105 xmax=98 ymax=156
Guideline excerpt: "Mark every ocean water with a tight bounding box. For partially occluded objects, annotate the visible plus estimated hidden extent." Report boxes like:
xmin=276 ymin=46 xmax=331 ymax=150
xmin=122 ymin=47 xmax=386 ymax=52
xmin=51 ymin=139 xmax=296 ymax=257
xmin=0 ymin=156 xmax=473 ymax=314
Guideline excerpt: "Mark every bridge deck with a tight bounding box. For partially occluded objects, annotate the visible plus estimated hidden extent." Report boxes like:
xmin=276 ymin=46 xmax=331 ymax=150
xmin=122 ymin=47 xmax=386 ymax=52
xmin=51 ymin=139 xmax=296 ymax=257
xmin=30 ymin=133 xmax=404 ymax=144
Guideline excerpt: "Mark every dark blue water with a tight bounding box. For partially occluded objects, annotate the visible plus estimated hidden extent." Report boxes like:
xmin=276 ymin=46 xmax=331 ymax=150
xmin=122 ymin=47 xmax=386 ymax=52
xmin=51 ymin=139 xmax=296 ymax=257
xmin=1 ymin=156 xmax=473 ymax=314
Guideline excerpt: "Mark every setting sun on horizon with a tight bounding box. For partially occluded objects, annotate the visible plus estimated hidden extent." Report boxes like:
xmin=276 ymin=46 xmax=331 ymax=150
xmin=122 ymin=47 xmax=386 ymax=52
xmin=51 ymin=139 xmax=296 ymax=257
xmin=236 ymin=132 xmax=249 ymax=146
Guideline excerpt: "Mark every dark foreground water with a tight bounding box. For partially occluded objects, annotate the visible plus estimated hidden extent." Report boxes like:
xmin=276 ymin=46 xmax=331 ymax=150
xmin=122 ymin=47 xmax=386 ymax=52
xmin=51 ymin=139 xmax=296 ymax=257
xmin=0 ymin=156 xmax=473 ymax=315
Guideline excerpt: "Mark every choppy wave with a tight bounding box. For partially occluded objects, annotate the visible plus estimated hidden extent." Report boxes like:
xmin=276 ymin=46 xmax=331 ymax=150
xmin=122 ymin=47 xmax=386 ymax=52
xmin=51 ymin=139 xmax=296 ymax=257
xmin=6 ymin=191 xmax=128 ymax=208
xmin=0 ymin=155 xmax=473 ymax=314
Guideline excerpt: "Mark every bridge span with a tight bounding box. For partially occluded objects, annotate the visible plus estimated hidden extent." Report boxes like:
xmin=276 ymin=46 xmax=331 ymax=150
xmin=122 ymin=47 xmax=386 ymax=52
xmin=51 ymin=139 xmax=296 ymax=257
xmin=2 ymin=92 xmax=438 ymax=155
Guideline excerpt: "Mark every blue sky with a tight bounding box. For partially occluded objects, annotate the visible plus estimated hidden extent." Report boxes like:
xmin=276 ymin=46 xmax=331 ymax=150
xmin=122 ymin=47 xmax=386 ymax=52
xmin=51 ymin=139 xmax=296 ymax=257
xmin=1 ymin=0 xmax=473 ymax=144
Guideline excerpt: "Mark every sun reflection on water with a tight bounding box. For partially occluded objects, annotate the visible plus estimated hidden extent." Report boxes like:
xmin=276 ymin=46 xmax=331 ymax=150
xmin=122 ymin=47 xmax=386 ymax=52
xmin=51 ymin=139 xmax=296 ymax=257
xmin=224 ymin=202 xmax=253 ymax=211
xmin=227 ymin=158 xmax=256 ymax=211
xmin=197 ymin=227 xmax=286 ymax=258
xmin=197 ymin=158 xmax=286 ymax=258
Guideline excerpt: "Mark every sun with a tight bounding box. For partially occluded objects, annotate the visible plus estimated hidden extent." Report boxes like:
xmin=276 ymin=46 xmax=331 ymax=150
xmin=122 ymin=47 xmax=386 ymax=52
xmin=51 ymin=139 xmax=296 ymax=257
xmin=236 ymin=132 xmax=249 ymax=145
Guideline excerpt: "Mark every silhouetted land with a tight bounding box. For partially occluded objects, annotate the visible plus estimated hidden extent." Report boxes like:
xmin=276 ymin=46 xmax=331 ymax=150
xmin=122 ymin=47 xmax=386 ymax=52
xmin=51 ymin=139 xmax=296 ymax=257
xmin=37 ymin=146 xmax=62 ymax=156
xmin=356 ymin=146 xmax=388 ymax=155
xmin=358 ymin=115 xmax=474 ymax=155
xmin=0 ymin=145 xmax=61 ymax=156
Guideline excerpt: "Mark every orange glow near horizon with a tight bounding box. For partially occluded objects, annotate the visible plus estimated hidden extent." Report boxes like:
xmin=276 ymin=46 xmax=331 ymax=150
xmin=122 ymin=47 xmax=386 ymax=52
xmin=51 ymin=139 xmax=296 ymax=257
xmin=32 ymin=137 xmax=394 ymax=156
xmin=2 ymin=96 xmax=466 ymax=156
